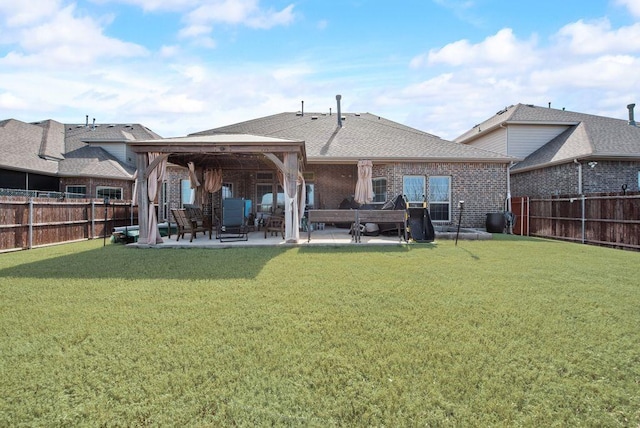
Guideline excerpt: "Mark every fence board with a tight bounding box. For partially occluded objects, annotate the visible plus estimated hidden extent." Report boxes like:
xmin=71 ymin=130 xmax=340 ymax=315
xmin=515 ymin=192 xmax=640 ymax=251
xmin=0 ymin=197 xmax=138 ymax=251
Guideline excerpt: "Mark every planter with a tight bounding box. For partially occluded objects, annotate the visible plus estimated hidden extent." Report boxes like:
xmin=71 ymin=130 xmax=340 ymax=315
xmin=486 ymin=212 xmax=506 ymax=233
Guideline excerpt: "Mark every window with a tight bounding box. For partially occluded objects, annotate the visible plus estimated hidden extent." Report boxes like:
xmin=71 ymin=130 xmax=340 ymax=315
xmin=96 ymin=186 xmax=122 ymax=200
xmin=65 ymin=185 xmax=86 ymax=198
xmin=305 ymin=183 xmax=315 ymax=208
xmin=181 ymin=179 xmax=194 ymax=207
xmin=403 ymin=175 xmax=425 ymax=205
xmin=256 ymin=183 xmax=284 ymax=213
xmin=372 ymin=177 xmax=387 ymax=203
xmin=428 ymin=176 xmax=451 ymax=222
xmin=222 ymin=183 xmax=233 ymax=199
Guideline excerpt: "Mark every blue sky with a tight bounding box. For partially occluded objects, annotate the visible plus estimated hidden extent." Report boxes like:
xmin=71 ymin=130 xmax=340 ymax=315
xmin=1 ymin=0 xmax=640 ymax=139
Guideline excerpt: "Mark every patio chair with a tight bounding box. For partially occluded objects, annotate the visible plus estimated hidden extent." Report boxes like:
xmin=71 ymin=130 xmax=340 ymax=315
xmin=216 ymin=198 xmax=249 ymax=242
xmin=172 ymin=208 xmax=212 ymax=243
xmin=184 ymin=204 xmax=215 ymax=234
xmin=264 ymin=215 xmax=285 ymax=239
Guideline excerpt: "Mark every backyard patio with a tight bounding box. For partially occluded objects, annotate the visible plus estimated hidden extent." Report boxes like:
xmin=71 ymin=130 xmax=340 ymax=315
xmin=129 ymin=225 xmax=492 ymax=248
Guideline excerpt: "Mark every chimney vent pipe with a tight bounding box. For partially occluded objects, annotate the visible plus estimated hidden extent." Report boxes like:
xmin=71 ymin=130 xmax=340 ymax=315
xmin=85 ymin=115 xmax=89 ymax=127
xmin=336 ymin=94 xmax=342 ymax=127
xmin=301 ymin=100 xmax=304 ymax=117
xmin=627 ymin=103 xmax=636 ymax=126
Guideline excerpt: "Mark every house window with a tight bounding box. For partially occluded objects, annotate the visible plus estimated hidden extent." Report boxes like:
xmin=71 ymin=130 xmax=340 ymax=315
xmin=181 ymin=179 xmax=194 ymax=206
xmin=256 ymin=183 xmax=283 ymax=213
xmin=65 ymin=185 xmax=86 ymax=198
xmin=372 ymin=177 xmax=387 ymax=203
xmin=428 ymin=176 xmax=451 ymax=222
xmin=403 ymin=175 xmax=425 ymax=205
xmin=222 ymin=183 xmax=233 ymax=199
xmin=305 ymin=183 xmax=315 ymax=208
xmin=96 ymin=186 xmax=122 ymax=200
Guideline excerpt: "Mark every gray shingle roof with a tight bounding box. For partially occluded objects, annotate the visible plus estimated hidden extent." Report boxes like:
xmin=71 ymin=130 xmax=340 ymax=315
xmin=456 ymin=103 xmax=640 ymax=171
xmin=0 ymin=119 xmax=59 ymax=174
xmin=58 ymin=146 xmax=136 ymax=178
xmin=192 ymin=112 xmax=513 ymax=162
xmin=0 ymin=119 xmax=162 ymax=180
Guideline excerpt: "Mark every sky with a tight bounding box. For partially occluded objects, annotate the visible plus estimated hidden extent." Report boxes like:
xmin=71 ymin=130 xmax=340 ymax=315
xmin=1 ymin=0 xmax=640 ymax=140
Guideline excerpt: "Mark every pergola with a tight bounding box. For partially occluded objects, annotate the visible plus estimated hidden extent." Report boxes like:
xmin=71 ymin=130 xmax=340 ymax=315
xmin=129 ymin=134 xmax=306 ymax=245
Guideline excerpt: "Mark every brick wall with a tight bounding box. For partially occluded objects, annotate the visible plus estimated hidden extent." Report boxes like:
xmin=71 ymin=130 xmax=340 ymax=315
xmin=59 ymin=177 xmax=133 ymax=200
xmin=512 ymin=160 xmax=640 ymax=198
xmin=306 ymin=164 xmax=358 ymax=209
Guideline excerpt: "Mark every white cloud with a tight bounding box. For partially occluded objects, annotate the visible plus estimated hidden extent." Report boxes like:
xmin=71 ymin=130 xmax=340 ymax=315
xmin=616 ymin=0 xmax=640 ymax=17
xmin=0 ymin=0 xmax=62 ymax=27
xmin=184 ymin=0 xmax=295 ymax=32
xmin=0 ymin=91 xmax=29 ymax=110
xmin=555 ymin=19 xmax=640 ymax=55
xmin=423 ymin=29 xmax=539 ymax=69
xmin=0 ymin=3 xmax=148 ymax=67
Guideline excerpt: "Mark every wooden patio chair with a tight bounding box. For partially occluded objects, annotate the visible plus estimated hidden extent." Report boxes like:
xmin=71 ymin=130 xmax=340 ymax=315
xmin=184 ymin=204 xmax=215 ymax=234
xmin=264 ymin=215 xmax=285 ymax=239
xmin=172 ymin=208 xmax=212 ymax=242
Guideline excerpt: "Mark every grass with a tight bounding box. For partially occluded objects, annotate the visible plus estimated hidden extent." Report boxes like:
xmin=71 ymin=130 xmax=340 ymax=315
xmin=0 ymin=236 xmax=638 ymax=426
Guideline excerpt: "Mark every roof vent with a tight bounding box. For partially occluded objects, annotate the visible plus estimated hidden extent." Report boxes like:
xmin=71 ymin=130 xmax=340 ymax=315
xmin=296 ymin=111 xmax=303 ymax=116
xmin=311 ymin=116 xmax=318 ymax=120
xmin=354 ymin=113 xmax=361 ymax=116
xmin=627 ymin=103 xmax=636 ymax=126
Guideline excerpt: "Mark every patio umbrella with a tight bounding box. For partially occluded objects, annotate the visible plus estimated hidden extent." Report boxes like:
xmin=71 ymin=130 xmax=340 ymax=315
xmin=354 ymin=159 xmax=374 ymax=204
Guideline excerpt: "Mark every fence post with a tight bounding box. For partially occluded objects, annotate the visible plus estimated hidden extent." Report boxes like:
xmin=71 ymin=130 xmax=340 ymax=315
xmin=28 ymin=197 xmax=33 ymax=249
xmin=91 ymin=200 xmax=96 ymax=239
xmin=581 ymin=194 xmax=586 ymax=244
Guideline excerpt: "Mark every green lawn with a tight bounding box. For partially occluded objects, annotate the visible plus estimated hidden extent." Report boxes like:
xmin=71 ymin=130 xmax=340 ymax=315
xmin=0 ymin=236 xmax=638 ymax=426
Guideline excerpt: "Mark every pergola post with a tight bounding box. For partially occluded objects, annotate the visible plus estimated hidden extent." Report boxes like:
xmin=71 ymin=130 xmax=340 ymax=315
xmin=284 ymin=152 xmax=299 ymax=243
xmin=136 ymin=153 xmax=149 ymax=244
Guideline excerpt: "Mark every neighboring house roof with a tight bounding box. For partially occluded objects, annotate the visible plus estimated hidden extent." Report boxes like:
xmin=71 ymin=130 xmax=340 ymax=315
xmin=63 ymin=122 xmax=162 ymax=152
xmin=58 ymin=146 xmax=136 ymax=178
xmin=192 ymin=112 xmax=513 ymax=163
xmin=0 ymin=119 xmax=161 ymax=180
xmin=0 ymin=119 xmax=60 ymax=175
xmin=455 ymin=103 xmax=640 ymax=172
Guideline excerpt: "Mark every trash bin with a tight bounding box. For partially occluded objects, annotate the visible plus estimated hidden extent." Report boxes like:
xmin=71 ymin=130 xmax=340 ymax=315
xmin=486 ymin=212 xmax=505 ymax=233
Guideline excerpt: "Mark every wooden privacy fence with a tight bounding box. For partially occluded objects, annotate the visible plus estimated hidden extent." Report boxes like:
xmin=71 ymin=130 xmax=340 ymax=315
xmin=510 ymin=192 xmax=640 ymax=251
xmin=0 ymin=197 xmax=138 ymax=252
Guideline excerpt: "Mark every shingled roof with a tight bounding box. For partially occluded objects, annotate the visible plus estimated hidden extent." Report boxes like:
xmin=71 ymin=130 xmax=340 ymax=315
xmin=192 ymin=112 xmax=513 ymax=163
xmin=455 ymin=103 xmax=640 ymax=172
xmin=0 ymin=119 xmax=161 ymax=179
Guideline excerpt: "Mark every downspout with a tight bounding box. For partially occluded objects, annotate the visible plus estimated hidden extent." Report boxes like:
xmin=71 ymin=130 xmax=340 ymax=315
xmin=574 ymin=159 xmax=585 ymax=244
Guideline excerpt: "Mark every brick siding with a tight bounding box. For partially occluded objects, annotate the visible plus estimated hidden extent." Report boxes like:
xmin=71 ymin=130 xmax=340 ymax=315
xmin=512 ymin=160 xmax=640 ymax=198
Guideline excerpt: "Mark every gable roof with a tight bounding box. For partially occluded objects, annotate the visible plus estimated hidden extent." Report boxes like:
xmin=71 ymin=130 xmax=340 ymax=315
xmin=0 ymin=119 xmax=60 ymax=175
xmin=0 ymin=119 xmax=162 ymax=180
xmin=192 ymin=112 xmax=513 ymax=163
xmin=456 ymin=103 xmax=640 ymax=172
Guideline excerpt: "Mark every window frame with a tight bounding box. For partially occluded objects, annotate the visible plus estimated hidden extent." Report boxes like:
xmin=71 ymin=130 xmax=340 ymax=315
xmin=403 ymin=175 xmax=425 ymax=205
xmin=428 ymin=176 xmax=452 ymax=222
xmin=96 ymin=186 xmax=122 ymax=201
xmin=372 ymin=177 xmax=387 ymax=203
xmin=65 ymin=185 xmax=86 ymax=198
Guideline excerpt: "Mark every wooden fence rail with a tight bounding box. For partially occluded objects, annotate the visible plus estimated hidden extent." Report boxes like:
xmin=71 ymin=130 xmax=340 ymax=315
xmin=510 ymin=192 xmax=640 ymax=251
xmin=0 ymin=197 xmax=138 ymax=252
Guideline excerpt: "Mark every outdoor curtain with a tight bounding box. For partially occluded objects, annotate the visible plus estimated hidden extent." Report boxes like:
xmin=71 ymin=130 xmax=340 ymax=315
xmin=354 ymin=159 xmax=374 ymax=204
xmin=147 ymin=152 xmax=167 ymax=245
